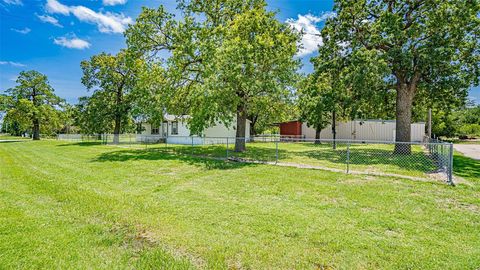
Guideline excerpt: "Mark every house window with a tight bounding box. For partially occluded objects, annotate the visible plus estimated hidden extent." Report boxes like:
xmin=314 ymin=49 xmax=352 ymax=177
xmin=151 ymin=126 xmax=160 ymax=135
xmin=171 ymin=122 xmax=178 ymax=135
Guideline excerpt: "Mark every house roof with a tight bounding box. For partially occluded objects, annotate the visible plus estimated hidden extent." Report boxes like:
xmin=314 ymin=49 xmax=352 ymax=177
xmin=272 ymin=120 xmax=301 ymax=125
xmin=158 ymin=114 xmax=252 ymax=124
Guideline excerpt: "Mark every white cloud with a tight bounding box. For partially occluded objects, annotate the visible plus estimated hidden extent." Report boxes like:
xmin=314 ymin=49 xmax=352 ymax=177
xmin=11 ymin=27 xmax=31 ymax=34
xmin=3 ymin=0 xmax=22 ymax=5
xmin=70 ymin=6 xmax=132 ymax=33
xmin=54 ymin=36 xmax=91 ymax=49
xmin=45 ymin=0 xmax=132 ymax=34
xmin=37 ymin=14 xmax=63 ymax=27
xmin=102 ymin=0 xmax=127 ymax=6
xmin=0 ymin=61 xmax=26 ymax=67
xmin=45 ymin=0 xmax=69 ymax=15
xmin=286 ymin=12 xmax=336 ymax=57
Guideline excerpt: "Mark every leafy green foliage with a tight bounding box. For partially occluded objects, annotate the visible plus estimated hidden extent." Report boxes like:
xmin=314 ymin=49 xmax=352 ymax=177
xmin=126 ymin=0 xmax=300 ymax=150
xmin=297 ymin=74 xmax=332 ymax=135
xmin=301 ymin=26 xmax=399 ymax=138
xmin=458 ymin=124 xmax=480 ymax=138
xmin=80 ymin=50 xmax=144 ymax=138
xmin=248 ymin=97 xmax=297 ymax=135
xmin=0 ymin=94 xmax=12 ymax=111
xmin=3 ymin=70 xmax=64 ymax=139
xmin=457 ymin=105 xmax=480 ymax=125
xmin=323 ymin=0 xmax=480 ymax=148
xmin=454 ymin=105 xmax=480 ymax=138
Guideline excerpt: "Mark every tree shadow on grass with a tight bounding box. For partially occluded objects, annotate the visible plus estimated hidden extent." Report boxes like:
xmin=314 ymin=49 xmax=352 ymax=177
xmin=91 ymin=148 xmax=257 ymax=170
xmin=161 ymin=142 xmax=436 ymax=174
xmin=66 ymin=140 xmax=440 ymax=175
xmin=454 ymin=153 xmax=480 ymax=183
xmin=185 ymin=144 xmax=290 ymax=162
xmin=57 ymin=142 xmax=104 ymax=147
xmin=305 ymin=149 xmax=435 ymax=172
xmin=275 ymin=142 xmax=437 ymax=173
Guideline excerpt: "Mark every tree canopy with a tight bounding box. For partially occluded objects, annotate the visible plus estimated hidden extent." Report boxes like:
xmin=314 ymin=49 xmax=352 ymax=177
xmin=80 ymin=50 xmax=145 ymax=142
xmin=322 ymin=0 xmax=480 ymax=153
xmin=126 ymin=0 xmax=300 ymax=151
xmin=4 ymin=70 xmax=64 ymax=139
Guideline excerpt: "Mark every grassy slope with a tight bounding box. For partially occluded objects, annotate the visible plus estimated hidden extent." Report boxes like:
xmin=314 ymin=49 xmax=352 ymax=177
xmin=0 ymin=140 xmax=479 ymax=269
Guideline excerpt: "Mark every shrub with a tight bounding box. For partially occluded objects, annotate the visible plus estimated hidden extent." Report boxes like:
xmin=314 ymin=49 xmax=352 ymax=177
xmin=457 ymin=124 xmax=480 ymax=139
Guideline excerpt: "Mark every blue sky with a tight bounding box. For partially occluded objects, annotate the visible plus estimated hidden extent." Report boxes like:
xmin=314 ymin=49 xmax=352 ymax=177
xmin=0 ymin=0 xmax=478 ymax=104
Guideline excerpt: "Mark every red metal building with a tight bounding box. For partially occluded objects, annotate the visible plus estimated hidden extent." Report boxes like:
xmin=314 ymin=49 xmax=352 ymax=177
xmin=278 ymin=120 xmax=302 ymax=137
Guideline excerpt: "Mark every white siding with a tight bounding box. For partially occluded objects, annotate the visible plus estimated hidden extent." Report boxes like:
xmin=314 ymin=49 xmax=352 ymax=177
xmin=141 ymin=123 xmax=152 ymax=135
xmin=141 ymin=118 xmax=251 ymax=145
xmin=167 ymin=136 xmax=203 ymax=145
xmin=168 ymin=121 xmax=190 ymax=137
xmin=302 ymin=120 xmax=425 ymax=142
xmin=204 ymin=122 xmax=236 ymax=138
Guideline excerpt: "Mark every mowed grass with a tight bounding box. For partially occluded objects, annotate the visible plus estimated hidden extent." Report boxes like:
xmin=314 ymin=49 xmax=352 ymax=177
xmin=148 ymin=141 xmax=438 ymax=178
xmin=0 ymin=134 xmax=31 ymax=140
xmin=0 ymin=140 xmax=479 ymax=269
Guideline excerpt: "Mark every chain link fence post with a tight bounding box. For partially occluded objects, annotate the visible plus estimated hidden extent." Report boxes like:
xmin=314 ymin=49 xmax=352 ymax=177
xmin=275 ymin=139 xmax=279 ymax=164
xmin=346 ymin=142 xmax=350 ymax=173
xmin=226 ymin=137 xmax=229 ymax=160
xmin=191 ymin=136 xmax=194 ymax=156
xmin=448 ymin=143 xmax=454 ymax=186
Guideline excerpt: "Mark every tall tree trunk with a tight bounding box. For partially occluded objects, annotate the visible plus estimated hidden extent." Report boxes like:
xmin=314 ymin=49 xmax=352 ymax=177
xmin=427 ymin=108 xmax=432 ymax=138
xmin=113 ymin=86 xmax=123 ymax=145
xmin=315 ymin=128 xmax=321 ymax=144
xmin=31 ymin=87 xmax=40 ymax=140
xmin=113 ymin=115 xmax=121 ymax=144
xmin=32 ymin=118 xmax=40 ymax=140
xmin=332 ymin=110 xmax=336 ymax=150
xmin=235 ymin=106 xmax=247 ymax=152
xmin=250 ymin=115 xmax=258 ymax=136
xmin=394 ymin=83 xmax=415 ymax=154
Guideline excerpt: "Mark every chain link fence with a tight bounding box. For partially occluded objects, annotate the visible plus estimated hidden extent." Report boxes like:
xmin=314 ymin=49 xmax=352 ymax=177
xmin=57 ymin=134 xmax=454 ymax=185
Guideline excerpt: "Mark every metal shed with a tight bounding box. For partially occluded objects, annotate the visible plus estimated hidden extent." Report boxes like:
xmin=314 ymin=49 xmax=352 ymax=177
xmin=278 ymin=120 xmax=426 ymax=142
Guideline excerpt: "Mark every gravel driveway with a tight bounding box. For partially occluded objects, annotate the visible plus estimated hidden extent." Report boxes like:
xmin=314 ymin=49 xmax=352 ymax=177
xmin=454 ymin=144 xmax=480 ymax=160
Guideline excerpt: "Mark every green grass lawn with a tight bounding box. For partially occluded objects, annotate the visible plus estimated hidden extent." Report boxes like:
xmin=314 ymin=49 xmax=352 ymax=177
xmin=145 ymin=141 xmax=440 ymax=178
xmin=0 ymin=134 xmax=31 ymax=140
xmin=1 ymin=140 xmax=479 ymax=269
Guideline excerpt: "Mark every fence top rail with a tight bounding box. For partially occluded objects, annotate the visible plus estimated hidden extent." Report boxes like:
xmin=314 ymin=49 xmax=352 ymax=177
xmin=56 ymin=133 xmax=452 ymax=146
xmin=276 ymin=138 xmax=450 ymax=145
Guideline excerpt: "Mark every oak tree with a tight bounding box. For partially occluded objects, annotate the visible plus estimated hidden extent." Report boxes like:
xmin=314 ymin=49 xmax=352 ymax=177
xmin=126 ymin=0 xmax=299 ymax=152
xmin=5 ymin=70 xmax=64 ymax=140
xmin=324 ymin=0 xmax=480 ymax=153
xmin=81 ymin=50 xmax=144 ymax=143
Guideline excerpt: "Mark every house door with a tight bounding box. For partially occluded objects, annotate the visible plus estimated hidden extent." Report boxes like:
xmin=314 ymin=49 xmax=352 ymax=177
xmin=162 ymin=122 xmax=168 ymax=137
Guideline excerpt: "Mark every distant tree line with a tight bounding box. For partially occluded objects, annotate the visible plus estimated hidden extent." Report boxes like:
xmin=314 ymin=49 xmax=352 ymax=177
xmin=431 ymin=104 xmax=480 ymax=139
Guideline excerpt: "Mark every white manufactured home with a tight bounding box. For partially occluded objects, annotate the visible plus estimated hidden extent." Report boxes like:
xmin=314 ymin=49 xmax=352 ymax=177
xmin=279 ymin=120 xmax=426 ymax=142
xmin=140 ymin=114 xmax=251 ymax=144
